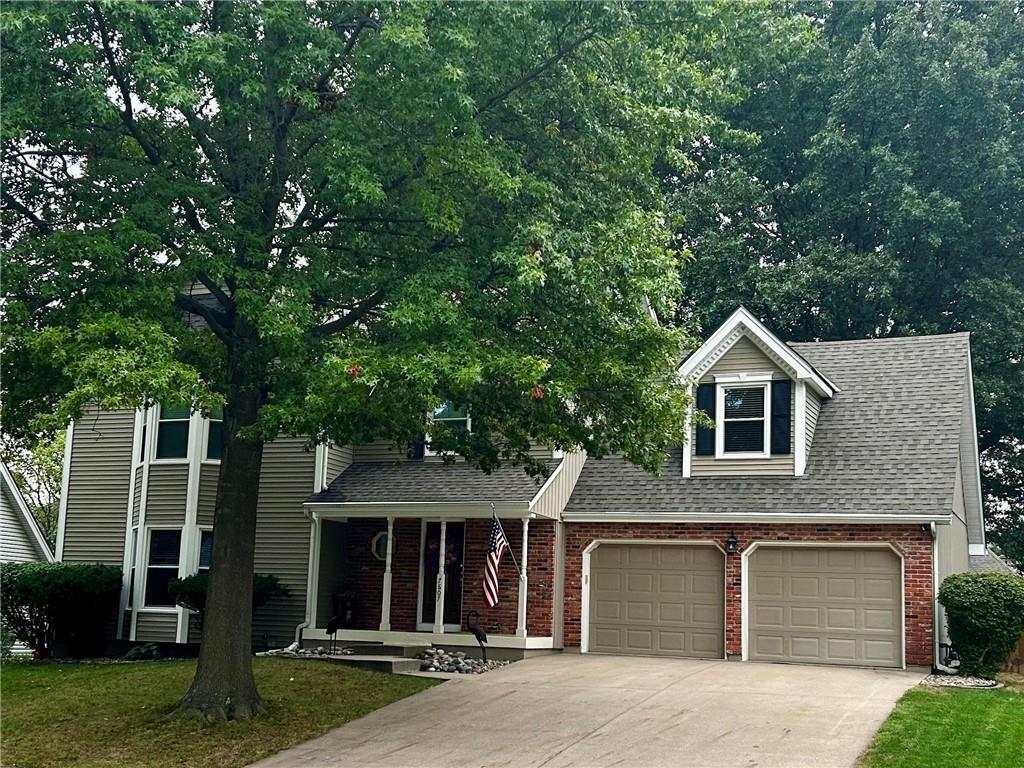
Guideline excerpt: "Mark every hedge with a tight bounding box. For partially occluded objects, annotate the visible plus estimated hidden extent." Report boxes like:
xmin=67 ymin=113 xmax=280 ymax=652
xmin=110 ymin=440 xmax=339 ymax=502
xmin=0 ymin=562 xmax=122 ymax=658
xmin=168 ymin=572 xmax=288 ymax=629
xmin=938 ymin=571 xmax=1024 ymax=679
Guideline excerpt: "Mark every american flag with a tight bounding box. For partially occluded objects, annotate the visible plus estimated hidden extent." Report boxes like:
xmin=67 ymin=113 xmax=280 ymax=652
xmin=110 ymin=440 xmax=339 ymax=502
xmin=483 ymin=509 xmax=509 ymax=608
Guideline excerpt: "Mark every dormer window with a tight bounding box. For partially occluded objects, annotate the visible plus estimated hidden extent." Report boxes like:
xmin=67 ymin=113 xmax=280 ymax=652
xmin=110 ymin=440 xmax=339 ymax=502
xmin=716 ymin=383 xmax=770 ymax=458
xmin=423 ymin=402 xmax=471 ymax=456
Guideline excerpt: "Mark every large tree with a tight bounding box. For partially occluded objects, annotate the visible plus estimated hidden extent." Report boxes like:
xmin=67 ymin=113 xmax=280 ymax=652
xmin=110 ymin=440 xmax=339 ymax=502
xmin=1 ymin=1 xmax=765 ymax=719
xmin=669 ymin=0 xmax=1024 ymax=568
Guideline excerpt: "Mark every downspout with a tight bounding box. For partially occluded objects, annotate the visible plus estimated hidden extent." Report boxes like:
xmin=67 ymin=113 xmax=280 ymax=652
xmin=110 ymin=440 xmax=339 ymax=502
xmin=930 ymin=520 xmax=958 ymax=674
xmin=294 ymin=508 xmax=320 ymax=646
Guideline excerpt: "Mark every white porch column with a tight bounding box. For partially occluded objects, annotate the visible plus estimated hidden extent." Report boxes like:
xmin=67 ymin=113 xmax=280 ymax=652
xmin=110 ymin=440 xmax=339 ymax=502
xmin=433 ymin=519 xmax=447 ymax=634
xmin=516 ymin=517 xmax=530 ymax=638
xmin=379 ymin=516 xmax=395 ymax=631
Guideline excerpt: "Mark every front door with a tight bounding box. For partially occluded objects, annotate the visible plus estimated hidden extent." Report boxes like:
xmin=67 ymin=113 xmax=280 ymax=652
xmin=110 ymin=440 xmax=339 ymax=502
xmin=420 ymin=521 xmax=465 ymax=629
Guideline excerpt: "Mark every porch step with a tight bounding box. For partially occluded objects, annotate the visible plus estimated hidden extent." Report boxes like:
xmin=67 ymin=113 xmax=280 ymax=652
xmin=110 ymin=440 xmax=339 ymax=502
xmin=328 ymin=654 xmax=422 ymax=674
xmin=342 ymin=641 xmax=430 ymax=658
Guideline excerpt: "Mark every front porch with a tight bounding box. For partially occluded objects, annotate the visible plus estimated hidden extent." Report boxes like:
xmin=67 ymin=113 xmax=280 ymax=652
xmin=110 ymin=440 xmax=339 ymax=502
xmin=302 ymin=512 xmax=559 ymax=656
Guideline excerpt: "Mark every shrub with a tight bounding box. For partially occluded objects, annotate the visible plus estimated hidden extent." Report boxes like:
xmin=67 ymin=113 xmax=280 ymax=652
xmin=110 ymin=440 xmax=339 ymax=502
xmin=1 ymin=623 xmax=14 ymax=661
xmin=0 ymin=562 xmax=122 ymax=658
xmin=938 ymin=571 xmax=1024 ymax=678
xmin=168 ymin=572 xmax=289 ymax=630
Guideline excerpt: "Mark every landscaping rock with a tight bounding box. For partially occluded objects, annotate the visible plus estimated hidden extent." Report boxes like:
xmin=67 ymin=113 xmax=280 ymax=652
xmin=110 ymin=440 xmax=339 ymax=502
xmin=416 ymin=647 xmax=512 ymax=674
xmin=921 ymin=673 xmax=1002 ymax=689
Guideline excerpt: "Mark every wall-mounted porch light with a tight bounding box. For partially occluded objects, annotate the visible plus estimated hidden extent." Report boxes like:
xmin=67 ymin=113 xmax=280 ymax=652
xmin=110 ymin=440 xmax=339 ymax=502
xmin=725 ymin=533 xmax=739 ymax=555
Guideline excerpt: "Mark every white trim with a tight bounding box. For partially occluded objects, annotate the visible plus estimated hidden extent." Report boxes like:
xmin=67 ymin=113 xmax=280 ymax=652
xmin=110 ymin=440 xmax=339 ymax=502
xmin=679 ymin=307 xmax=836 ymax=398
xmin=138 ymin=526 xmax=184 ymax=611
xmin=740 ymin=541 xmax=907 ymax=671
xmin=682 ymin=386 xmax=693 ymax=478
xmin=794 ymin=381 xmax=807 ymax=476
xmin=528 ymin=459 xmax=566 ymax=510
xmin=0 ymin=460 xmax=56 ymax=562
xmin=713 ymin=372 xmax=774 ymax=383
xmin=307 ymin=501 xmax=530 ymax=517
xmin=302 ymin=627 xmax=554 ymax=650
xmin=715 ymin=381 xmax=770 ymax=459
xmin=54 ymin=421 xmax=74 ymax=561
xmin=423 ymin=406 xmax=472 ymax=458
xmin=175 ymin=412 xmax=205 ymax=643
xmin=965 ymin=340 xmax=986 ymax=549
xmin=116 ymin=409 xmax=144 ymax=637
xmin=579 ymin=539 xmax=727 ymax=657
xmin=130 ymin=408 xmax=156 ymax=640
xmin=379 ymin=516 xmax=394 ymax=631
xmin=516 ymin=518 xmax=529 ymax=638
xmin=968 ymin=543 xmax=986 ymax=556
xmin=416 ymin=519 xmax=463 ymax=633
xmin=313 ymin=443 xmax=329 ymax=492
xmin=931 ymin=525 xmax=942 ymax=669
xmin=563 ymin=512 xmax=954 ymax=525
xmin=295 ymin=510 xmax=322 ymax=644
xmin=432 ymin=519 xmax=447 ymax=634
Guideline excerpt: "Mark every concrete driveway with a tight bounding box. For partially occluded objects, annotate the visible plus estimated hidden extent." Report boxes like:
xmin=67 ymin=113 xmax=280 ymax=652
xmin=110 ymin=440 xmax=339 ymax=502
xmin=250 ymin=653 xmax=923 ymax=768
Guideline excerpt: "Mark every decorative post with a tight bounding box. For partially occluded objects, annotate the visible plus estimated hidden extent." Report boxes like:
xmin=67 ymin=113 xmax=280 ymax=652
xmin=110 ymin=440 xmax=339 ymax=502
xmin=433 ymin=519 xmax=447 ymax=634
xmin=516 ymin=517 xmax=530 ymax=638
xmin=379 ymin=516 xmax=394 ymax=631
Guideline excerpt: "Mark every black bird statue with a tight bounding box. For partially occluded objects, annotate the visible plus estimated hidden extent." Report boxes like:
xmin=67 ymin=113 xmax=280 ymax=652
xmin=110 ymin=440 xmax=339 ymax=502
xmin=466 ymin=610 xmax=488 ymax=662
xmin=325 ymin=615 xmax=339 ymax=655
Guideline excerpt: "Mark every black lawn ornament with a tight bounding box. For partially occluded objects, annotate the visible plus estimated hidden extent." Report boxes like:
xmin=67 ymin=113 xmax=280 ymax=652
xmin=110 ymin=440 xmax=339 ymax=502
xmin=466 ymin=610 xmax=488 ymax=662
xmin=326 ymin=615 xmax=339 ymax=655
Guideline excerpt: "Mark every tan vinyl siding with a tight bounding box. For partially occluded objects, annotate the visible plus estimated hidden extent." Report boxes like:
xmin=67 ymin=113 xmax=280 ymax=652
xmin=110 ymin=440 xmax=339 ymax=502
xmin=326 ymin=444 xmax=353 ymax=479
xmin=197 ymin=464 xmax=218 ymax=527
xmin=131 ymin=467 xmax=143 ymax=528
xmin=144 ymin=464 xmax=188 ymax=527
xmin=353 ymin=439 xmax=408 ymax=462
xmin=805 ymin=391 xmax=822 ymax=453
xmin=936 ymin=467 xmax=971 ymax=649
xmin=698 ymin=336 xmax=786 ymax=382
xmin=692 ymin=334 xmax=794 ymax=477
xmin=135 ymin=612 xmax=178 ymax=642
xmin=252 ymin=437 xmax=316 ymax=647
xmin=528 ymin=442 xmax=557 ymax=460
xmin=62 ymin=408 xmax=134 ymax=564
xmin=532 ymin=452 xmax=586 ymax=519
xmin=1 ymin=483 xmax=46 ymax=562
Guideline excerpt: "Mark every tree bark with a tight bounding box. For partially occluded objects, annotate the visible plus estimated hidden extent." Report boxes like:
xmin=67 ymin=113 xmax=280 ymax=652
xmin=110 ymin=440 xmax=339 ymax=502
xmin=171 ymin=371 xmax=266 ymax=721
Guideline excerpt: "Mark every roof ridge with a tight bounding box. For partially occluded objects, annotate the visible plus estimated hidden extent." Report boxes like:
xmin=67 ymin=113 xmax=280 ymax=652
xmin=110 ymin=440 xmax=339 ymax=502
xmin=789 ymin=331 xmax=970 ymax=348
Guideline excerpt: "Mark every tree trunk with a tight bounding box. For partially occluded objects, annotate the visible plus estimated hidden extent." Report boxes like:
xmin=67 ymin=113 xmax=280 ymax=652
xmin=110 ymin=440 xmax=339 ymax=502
xmin=172 ymin=380 xmax=266 ymax=721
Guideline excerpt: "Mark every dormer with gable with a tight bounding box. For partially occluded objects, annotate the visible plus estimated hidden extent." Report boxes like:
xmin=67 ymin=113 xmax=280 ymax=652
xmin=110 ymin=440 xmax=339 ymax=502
xmin=680 ymin=308 xmax=835 ymax=478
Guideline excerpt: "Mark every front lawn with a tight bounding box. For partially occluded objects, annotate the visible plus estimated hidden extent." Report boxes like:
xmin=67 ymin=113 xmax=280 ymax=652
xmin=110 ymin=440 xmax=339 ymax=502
xmin=858 ymin=674 xmax=1024 ymax=768
xmin=0 ymin=657 xmax=437 ymax=768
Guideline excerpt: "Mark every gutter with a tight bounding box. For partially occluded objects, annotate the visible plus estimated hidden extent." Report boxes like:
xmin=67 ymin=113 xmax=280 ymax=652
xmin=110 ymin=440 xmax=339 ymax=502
xmin=561 ymin=512 xmax=955 ymax=525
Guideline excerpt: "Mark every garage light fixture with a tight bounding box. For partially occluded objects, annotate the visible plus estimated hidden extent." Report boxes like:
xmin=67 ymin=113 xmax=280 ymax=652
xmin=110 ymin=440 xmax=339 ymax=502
xmin=725 ymin=533 xmax=739 ymax=555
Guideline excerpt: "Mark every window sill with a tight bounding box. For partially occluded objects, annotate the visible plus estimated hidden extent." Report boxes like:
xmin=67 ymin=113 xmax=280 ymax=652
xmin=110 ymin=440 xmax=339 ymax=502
xmin=713 ymin=452 xmax=771 ymax=460
xmin=136 ymin=606 xmax=179 ymax=613
xmin=149 ymin=458 xmax=190 ymax=466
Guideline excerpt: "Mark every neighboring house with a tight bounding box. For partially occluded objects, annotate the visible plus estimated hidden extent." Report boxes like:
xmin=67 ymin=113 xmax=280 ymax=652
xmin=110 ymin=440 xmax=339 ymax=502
xmin=1 ymin=461 xmax=54 ymax=564
xmin=56 ymin=307 xmax=988 ymax=670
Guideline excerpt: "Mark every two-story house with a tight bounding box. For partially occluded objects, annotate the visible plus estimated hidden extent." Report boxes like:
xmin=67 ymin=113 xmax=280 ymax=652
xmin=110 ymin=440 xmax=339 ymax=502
xmin=56 ymin=308 xmax=986 ymax=669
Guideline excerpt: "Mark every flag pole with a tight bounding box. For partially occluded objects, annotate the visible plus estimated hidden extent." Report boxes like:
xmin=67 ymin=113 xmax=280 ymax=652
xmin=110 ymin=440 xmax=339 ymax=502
xmin=491 ymin=502 xmax=524 ymax=579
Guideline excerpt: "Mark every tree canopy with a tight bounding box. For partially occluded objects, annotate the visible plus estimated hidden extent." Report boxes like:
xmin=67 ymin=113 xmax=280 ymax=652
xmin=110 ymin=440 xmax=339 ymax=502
xmin=668 ymin=0 xmax=1024 ymax=569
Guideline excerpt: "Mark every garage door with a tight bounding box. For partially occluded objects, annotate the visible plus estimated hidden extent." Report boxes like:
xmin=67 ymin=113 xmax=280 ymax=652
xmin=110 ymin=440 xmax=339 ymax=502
xmin=588 ymin=544 xmax=724 ymax=658
xmin=748 ymin=546 xmax=902 ymax=668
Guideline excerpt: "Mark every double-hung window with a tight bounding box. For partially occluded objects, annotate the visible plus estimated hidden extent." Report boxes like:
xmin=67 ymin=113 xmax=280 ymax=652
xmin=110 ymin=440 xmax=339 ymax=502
xmin=206 ymin=406 xmax=224 ymax=460
xmin=717 ymin=384 xmax=769 ymax=456
xmin=144 ymin=529 xmax=181 ymax=607
xmin=155 ymin=404 xmax=190 ymax=459
xmin=424 ymin=402 xmax=470 ymax=456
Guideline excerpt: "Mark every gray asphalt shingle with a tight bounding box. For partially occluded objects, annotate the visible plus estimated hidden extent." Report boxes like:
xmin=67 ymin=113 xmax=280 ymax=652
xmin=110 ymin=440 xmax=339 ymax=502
xmin=968 ymin=552 xmax=1021 ymax=576
xmin=563 ymin=333 xmax=970 ymax=519
xmin=309 ymin=457 xmax=559 ymax=504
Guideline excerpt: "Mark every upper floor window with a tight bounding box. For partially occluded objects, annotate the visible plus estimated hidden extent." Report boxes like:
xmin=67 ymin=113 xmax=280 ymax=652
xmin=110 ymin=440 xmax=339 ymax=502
xmin=156 ymin=404 xmax=190 ymax=459
xmin=424 ymin=402 xmax=470 ymax=456
xmin=206 ymin=406 xmax=224 ymax=460
xmin=717 ymin=384 xmax=768 ymax=457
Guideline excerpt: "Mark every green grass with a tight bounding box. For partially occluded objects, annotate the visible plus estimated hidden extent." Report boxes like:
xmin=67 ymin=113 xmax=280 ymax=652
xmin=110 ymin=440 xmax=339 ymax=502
xmin=858 ymin=675 xmax=1024 ymax=768
xmin=0 ymin=657 xmax=438 ymax=768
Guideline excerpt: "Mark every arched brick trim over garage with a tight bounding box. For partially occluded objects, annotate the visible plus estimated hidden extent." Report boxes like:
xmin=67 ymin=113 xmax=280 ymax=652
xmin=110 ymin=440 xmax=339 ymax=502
xmin=562 ymin=523 xmax=934 ymax=667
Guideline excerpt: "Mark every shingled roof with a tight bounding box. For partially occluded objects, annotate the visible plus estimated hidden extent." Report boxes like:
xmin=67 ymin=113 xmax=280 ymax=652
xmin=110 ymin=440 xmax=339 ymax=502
xmin=563 ymin=333 xmax=971 ymax=520
xmin=308 ymin=457 xmax=560 ymax=505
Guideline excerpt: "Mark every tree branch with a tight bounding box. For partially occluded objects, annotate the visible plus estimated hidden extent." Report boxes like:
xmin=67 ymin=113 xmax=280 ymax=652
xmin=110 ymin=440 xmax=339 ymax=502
xmin=2 ymin=192 xmax=53 ymax=233
xmin=314 ymin=290 xmax=384 ymax=337
xmin=174 ymin=292 xmax=234 ymax=346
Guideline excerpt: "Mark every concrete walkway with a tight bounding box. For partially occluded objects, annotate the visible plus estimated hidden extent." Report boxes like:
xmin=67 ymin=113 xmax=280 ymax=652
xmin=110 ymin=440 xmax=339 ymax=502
xmin=250 ymin=653 xmax=923 ymax=768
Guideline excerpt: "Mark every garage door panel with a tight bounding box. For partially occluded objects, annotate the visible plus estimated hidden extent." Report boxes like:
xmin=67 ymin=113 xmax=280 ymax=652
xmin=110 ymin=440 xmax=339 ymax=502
xmin=749 ymin=546 xmax=902 ymax=668
xmin=589 ymin=544 xmax=724 ymax=659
